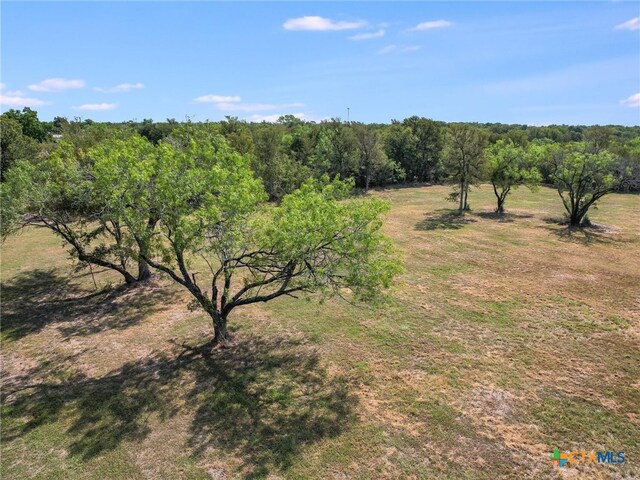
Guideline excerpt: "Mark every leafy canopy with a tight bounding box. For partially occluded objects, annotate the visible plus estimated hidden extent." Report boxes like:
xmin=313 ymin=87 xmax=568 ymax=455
xmin=547 ymin=142 xmax=638 ymax=225
xmin=91 ymin=125 xmax=402 ymax=340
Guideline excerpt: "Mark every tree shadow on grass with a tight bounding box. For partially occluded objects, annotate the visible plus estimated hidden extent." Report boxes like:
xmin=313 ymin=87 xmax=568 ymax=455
xmin=1 ymin=268 xmax=180 ymax=341
xmin=415 ymin=209 xmax=478 ymax=231
xmin=541 ymin=218 xmax=620 ymax=245
xmin=2 ymin=335 xmax=357 ymax=479
xmin=473 ymin=211 xmax=534 ymax=223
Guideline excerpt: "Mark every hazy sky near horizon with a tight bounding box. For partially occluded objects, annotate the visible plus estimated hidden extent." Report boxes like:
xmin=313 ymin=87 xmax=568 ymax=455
xmin=2 ymin=1 xmax=639 ymax=125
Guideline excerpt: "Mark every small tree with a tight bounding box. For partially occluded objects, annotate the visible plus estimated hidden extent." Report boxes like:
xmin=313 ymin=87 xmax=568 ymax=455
xmin=547 ymin=143 xmax=639 ymax=227
xmin=485 ymin=140 xmax=541 ymax=213
xmin=444 ymin=124 xmax=488 ymax=214
xmin=97 ymin=126 xmax=401 ymax=347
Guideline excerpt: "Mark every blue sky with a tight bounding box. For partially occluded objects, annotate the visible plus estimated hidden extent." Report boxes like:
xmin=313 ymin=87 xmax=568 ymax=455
xmin=2 ymin=1 xmax=639 ymax=125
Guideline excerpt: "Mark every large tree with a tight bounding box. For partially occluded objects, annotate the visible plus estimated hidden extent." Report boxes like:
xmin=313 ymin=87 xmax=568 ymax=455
xmin=250 ymin=124 xmax=310 ymax=201
xmin=547 ymin=143 xmax=639 ymax=227
xmin=315 ymin=119 xmax=358 ymax=180
xmin=2 ymin=107 xmax=52 ymax=143
xmin=403 ymin=116 xmax=443 ymax=182
xmin=384 ymin=121 xmax=414 ymax=181
xmin=352 ymin=123 xmax=394 ymax=191
xmin=96 ymin=126 xmax=401 ymax=347
xmin=0 ymin=116 xmax=40 ymax=181
xmin=444 ymin=124 xmax=488 ymax=214
xmin=383 ymin=118 xmax=442 ymax=183
xmin=485 ymin=140 xmax=541 ymax=213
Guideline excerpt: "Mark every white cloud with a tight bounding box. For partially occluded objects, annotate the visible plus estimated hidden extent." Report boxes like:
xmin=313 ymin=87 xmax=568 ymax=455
xmin=283 ymin=16 xmax=366 ymax=31
xmin=620 ymin=93 xmax=640 ymax=108
xmin=408 ymin=20 xmax=452 ymax=32
xmin=483 ymin=57 xmax=636 ymax=95
xmin=94 ymin=82 xmax=144 ymax=93
xmin=512 ymin=103 xmax=603 ymax=114
xmin=378 ymin=45 xmax=397 ymax=54
xmin=0 ymin=93 xmax=49 ymax=107
xmin=349 ymin=29 xmax=385 ymax=41
xmin=193 ymin=94 xmax=304 ymax=112
xmin=378 ymin=44 xmax=421 ymax=55
xmin=28 ymin=78 xmax=85 ymax=92
xmin=614 ymin=17 xmax=640 ymax=30
xmin=218 ymin=102 xmax=305 ymax=112
xmin=194 ymin=94 xmax=242 ymax=103
xmin=74 ymin=103 xmax=117 ymax=111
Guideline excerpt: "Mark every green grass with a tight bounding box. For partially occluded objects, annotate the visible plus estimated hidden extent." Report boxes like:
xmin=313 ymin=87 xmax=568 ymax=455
xmin=2 ymin=185 xmax=639 ymax=479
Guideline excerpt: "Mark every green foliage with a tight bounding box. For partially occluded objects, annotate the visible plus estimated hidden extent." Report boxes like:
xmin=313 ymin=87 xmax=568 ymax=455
xmin=547 ymin=142 xmax=639 ymax=226
xmin=56 ymin=119 xmax=135 ymax=151
xmin=137 ymin=118 xmax=179 ymax=145
xmin=584 ymin=126 xmax=613 ymax=153
xmin=352 ymin=122 xmax=402 ymax=190
xmin=403 ymin=116 xmax=444 ymax=182
xmin=251 ymin=124 xmax=311 ymax=201
xmin=625 ymin=137 xmax=640 ymax=160
xmin=314 ymin=119 xmax=359 ymax=180
xmin=263 ymin=177 xmax=402 ymax=302
xmin=0 ymin=115 xmax=41 ymax=181
xmin=2 ymin=108 xmax=52 ymax=143
xmin=444 ymin=124 xmax=488 ymax=213
xmin=384 ymin=117 xmax=443 ymax=183
xmin=1 ymin=160 xmax=35 ymax=237
xmin=92 ymin=126 xmax=401 ymax=343
xmin=220 ymin=116 xmax=254 ymax=155
xmin=485 ymin=140 xmax=541 ymax=212
xmin=384 ymin=123 xmax=414 ymax=180
xmin=1 ymin=138 xmax=147 ymax=282
xmin=5 ymin=141 xmax=95 ymax=226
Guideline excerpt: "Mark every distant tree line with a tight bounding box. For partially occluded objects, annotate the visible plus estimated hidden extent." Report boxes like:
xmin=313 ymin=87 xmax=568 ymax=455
xmin=3 ymin=108 xmax=639 ymax=196
xmin=2 ymin=108 xmax=639 ymax=220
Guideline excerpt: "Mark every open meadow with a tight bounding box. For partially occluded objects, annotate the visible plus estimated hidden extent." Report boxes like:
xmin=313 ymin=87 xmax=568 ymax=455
xmin=1 ymin=185 xmax=639 ymax=479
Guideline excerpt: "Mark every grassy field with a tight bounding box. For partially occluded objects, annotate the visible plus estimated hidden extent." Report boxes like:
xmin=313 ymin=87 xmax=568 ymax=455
xmin=1 ymin=185 xmax=639 ymax=479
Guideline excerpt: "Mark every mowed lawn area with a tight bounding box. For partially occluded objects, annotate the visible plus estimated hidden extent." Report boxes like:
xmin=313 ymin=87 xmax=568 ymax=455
xmin=1 ymin=185 xmax=638 ymax=479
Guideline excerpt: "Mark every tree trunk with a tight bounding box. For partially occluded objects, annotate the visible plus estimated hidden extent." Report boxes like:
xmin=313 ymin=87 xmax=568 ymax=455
xmin=211 ymin=312 xmax=231 ymax=346
xmin=122 ymin=270 xmax=138 ymax=284
xmin=463 ymin=182 xmax=470 ymax=211
xmin=493 ymin=183 xmax=504 ymax=213
xmin=569 ymin=210 xmax=584 ymax=227
xmin=460 ymin=182 xmax=470 ymax=214
xmin=458 ymin=180 xmax=465 ymax=215
xmin=137 ymin=257 xmax=152 ymax=282
xmin=77 ymin=251 xmax=137 ymax=284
